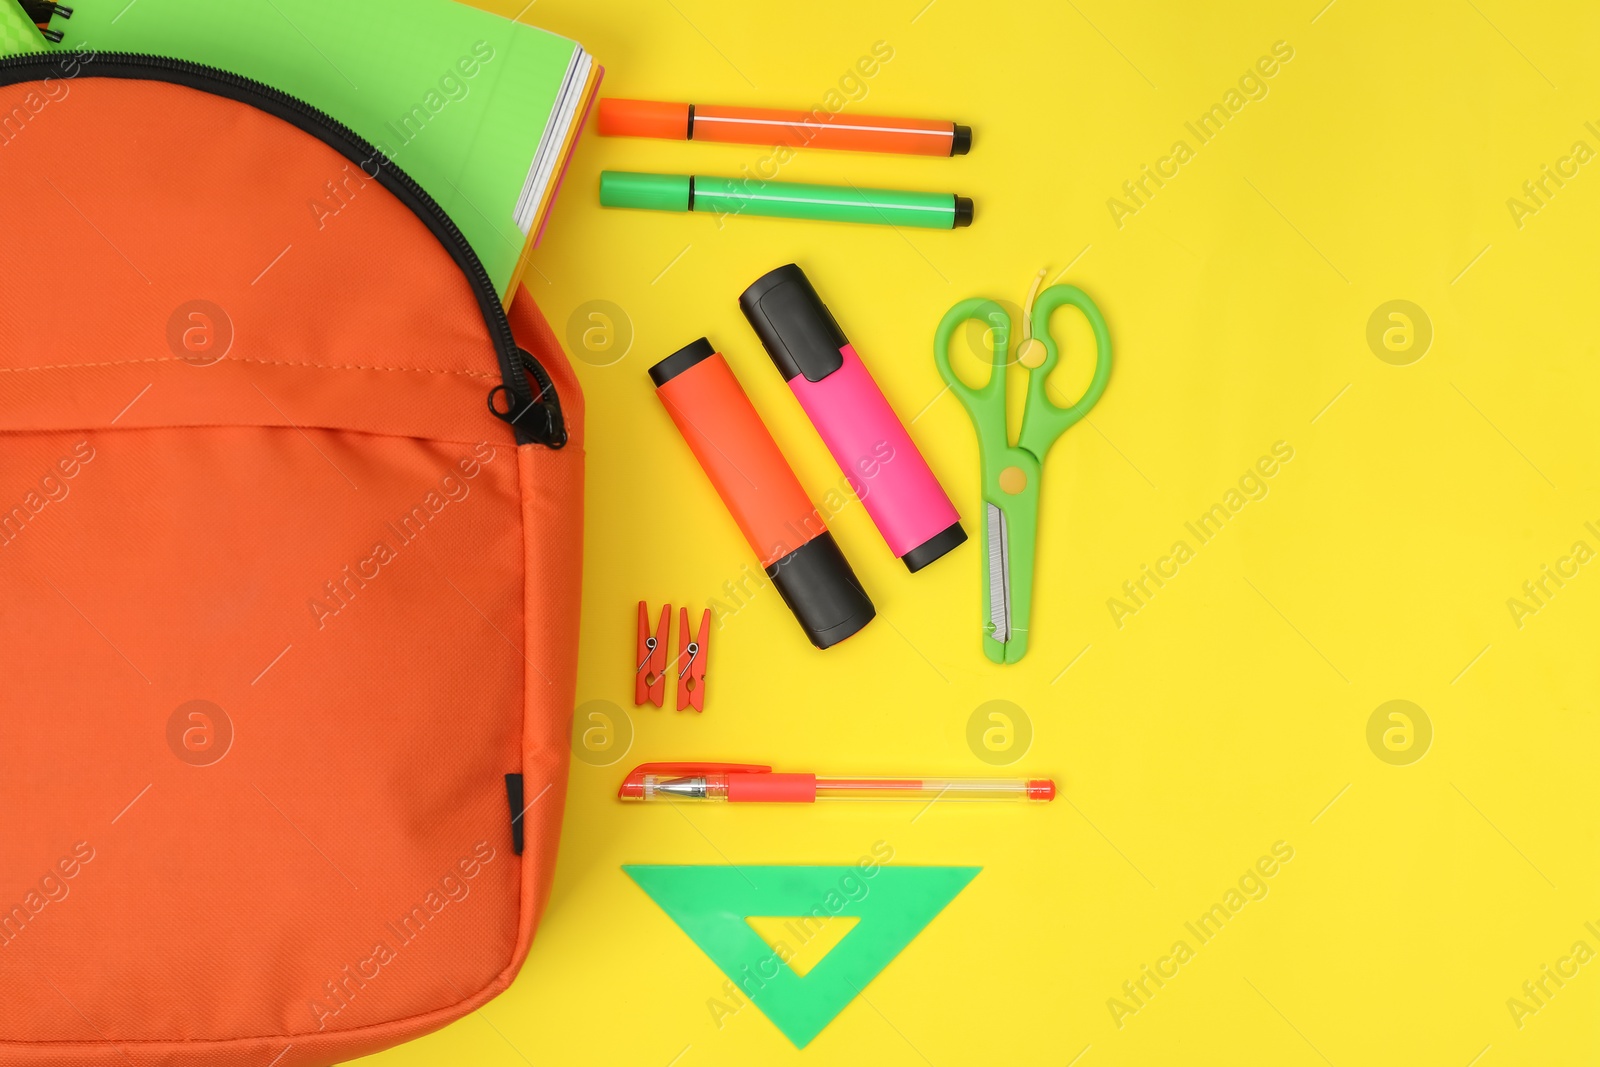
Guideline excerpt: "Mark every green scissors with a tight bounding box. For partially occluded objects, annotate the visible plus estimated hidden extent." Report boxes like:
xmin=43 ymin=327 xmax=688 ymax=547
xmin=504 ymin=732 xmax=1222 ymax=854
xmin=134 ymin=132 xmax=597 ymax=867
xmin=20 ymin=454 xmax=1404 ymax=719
xmin=934 ymin=281 xmax=1112 ymax=664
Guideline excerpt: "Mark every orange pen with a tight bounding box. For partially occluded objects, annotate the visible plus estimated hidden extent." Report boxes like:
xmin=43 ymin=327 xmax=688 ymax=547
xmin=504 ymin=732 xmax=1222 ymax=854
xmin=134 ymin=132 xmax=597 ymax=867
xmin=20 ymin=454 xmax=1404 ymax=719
xmin=618 ymin=763 xmax=1056 ymax=803
xmin=598 ymin=98 xmax=971 ymax=157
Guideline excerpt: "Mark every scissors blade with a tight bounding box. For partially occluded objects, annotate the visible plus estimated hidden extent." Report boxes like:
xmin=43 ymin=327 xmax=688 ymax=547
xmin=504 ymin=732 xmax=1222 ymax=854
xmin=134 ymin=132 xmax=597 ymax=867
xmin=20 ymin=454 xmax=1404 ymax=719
xmin=985 ymin=503 xmax=1011 ymax=643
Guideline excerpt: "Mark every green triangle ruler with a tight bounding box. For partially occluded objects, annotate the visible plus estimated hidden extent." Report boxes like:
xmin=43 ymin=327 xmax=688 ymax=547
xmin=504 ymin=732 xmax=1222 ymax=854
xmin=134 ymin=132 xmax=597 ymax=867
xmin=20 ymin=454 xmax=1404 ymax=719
xmin=624 ymin=864 xmax=980 ymax=1048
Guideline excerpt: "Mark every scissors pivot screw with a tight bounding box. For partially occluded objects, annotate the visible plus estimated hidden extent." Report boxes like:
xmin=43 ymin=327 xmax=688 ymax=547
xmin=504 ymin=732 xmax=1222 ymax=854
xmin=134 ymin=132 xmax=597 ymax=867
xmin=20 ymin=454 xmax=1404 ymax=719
xmin=1000 ymin=466 xmax=1028 ymax=495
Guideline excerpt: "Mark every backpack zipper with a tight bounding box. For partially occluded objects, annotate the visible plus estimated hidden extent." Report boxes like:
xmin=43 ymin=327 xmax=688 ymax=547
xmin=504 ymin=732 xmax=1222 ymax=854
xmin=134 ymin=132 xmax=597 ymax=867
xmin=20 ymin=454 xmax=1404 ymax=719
xmin=0 ymin=52 xmax=566 ymax=448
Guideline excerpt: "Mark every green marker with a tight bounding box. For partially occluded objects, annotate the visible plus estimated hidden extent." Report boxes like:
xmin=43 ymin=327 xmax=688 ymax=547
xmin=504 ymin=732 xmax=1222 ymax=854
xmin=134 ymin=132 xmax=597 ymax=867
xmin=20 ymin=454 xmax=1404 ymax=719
xmin=599 ymin=170 xmax=974 ymax=229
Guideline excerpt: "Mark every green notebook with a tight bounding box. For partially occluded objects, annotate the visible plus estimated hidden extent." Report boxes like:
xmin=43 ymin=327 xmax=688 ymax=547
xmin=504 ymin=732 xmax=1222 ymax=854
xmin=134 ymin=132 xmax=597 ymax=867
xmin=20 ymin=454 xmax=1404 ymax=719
xmin=0 ymin=1 xmax=46 ymax=53
xmin=26 ymin=0 xmax=596 ymax=300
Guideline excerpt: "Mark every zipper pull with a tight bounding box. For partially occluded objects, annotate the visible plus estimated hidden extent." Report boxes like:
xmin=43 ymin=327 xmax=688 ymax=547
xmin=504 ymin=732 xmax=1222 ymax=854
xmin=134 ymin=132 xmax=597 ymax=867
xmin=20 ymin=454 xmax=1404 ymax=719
xmin=488 ymin=347 xmax=567 ymax=448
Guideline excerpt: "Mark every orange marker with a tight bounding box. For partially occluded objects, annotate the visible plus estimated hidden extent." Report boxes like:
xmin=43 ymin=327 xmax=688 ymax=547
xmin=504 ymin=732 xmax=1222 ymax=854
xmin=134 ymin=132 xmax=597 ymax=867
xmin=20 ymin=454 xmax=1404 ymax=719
xmin=598 ymin=98 xmax=971 ymax=157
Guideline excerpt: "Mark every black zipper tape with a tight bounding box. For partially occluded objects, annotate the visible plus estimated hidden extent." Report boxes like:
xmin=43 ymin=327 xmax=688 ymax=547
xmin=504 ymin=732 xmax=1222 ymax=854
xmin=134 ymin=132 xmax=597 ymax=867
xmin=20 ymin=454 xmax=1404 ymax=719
xmin=0 ymin=52 xmax=566 ymax=448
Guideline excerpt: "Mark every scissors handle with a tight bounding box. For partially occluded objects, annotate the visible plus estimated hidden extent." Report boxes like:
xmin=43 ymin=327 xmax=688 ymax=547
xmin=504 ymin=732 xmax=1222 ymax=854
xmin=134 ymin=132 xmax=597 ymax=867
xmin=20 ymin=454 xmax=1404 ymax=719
xmin=1018 ymin=285 xmax=1112 ymax=457
xmin=933 ymin=297 xmax=1010 ymax=411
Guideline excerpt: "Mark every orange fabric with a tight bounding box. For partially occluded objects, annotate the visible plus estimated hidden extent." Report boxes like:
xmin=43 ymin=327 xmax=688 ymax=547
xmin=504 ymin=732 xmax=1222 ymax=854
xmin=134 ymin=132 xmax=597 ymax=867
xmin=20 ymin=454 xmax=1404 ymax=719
xmin=0 ymin=73 xmax=581 ymax=1067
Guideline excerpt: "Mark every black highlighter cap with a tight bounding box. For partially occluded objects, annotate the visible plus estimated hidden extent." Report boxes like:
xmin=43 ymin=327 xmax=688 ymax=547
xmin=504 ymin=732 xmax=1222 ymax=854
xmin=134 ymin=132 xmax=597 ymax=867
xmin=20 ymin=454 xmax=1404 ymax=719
xmin=951 ymin=124 xmax=972 ymax=155
xmin=953 ymin=197 xmax=974 ymax=228
xmin=739 ymin=263 xmax=847 ymax=383
xmin=901 ymin=520 xmax=968 ymax=573
xmin=648 ymin=336 xmax=716 ymax=387
xmin=765 ymin=532 xmax=876 ymax=649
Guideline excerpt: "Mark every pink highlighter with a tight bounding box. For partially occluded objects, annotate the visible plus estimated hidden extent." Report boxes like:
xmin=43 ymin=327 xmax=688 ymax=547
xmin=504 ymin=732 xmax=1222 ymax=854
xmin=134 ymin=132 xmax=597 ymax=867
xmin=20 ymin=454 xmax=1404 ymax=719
xmin=740 ymin=263 xmax=966 ymax=572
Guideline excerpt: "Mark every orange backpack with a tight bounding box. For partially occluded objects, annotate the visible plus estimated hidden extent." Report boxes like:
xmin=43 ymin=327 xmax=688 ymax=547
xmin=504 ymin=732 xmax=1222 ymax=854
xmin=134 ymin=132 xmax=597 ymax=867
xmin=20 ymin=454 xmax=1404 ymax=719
xmin=0 ymin=52 xmax=583 ymax=1066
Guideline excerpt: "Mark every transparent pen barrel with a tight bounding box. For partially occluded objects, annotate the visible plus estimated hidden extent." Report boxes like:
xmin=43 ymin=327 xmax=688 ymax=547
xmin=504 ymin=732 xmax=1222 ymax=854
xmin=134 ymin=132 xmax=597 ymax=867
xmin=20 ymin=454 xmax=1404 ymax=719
xmin=641 ymin=775 xmax=729 ymax=800
xmin=814 ymin=777 xmax=1051 ymax=801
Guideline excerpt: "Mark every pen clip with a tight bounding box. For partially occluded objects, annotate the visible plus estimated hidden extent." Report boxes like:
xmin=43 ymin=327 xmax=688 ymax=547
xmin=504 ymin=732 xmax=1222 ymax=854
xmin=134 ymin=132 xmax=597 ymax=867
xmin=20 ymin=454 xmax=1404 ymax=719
xmin=618 ymin=762 xmax=770 ymax=800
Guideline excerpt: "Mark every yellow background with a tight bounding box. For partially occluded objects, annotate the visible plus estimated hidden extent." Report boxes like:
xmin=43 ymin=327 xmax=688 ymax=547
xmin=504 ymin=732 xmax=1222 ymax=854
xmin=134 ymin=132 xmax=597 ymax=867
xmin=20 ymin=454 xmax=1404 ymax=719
xmin=362 ymin=0 xmax=1600 ymax=1063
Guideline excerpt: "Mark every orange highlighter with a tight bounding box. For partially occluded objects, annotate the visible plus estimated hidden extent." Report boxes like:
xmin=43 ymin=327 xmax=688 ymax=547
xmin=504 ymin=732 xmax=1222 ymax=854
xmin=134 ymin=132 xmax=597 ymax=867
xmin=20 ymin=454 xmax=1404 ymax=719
xmin=650 ymin=338 xmax=875 ymax=649
xmin=599 ymin=98 xmax=971 ymax=157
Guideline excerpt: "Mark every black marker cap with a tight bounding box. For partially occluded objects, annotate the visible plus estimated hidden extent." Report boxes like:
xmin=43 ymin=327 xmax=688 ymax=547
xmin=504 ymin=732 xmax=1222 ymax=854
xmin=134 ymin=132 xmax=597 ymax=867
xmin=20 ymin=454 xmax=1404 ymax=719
xmin=765 ymin=532 xmax=875 ymax=649
xmin=953 ymin=197 xmax=974 ymax=228
xmin=951 ymin=124 xmax=972 ymax=155
xmin=739 ymin=263 xmax=847 ymax=383
xmin=648 ymin=336 xmax=716 ymax=387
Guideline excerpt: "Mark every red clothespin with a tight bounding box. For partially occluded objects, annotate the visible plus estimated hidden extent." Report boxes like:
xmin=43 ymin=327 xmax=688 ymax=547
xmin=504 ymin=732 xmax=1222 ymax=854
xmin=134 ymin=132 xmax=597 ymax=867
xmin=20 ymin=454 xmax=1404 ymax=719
xmin=635 ymin=601 xmax=669 ymax=708
xmin=676 ymin=607 xmax=710 ymax=712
